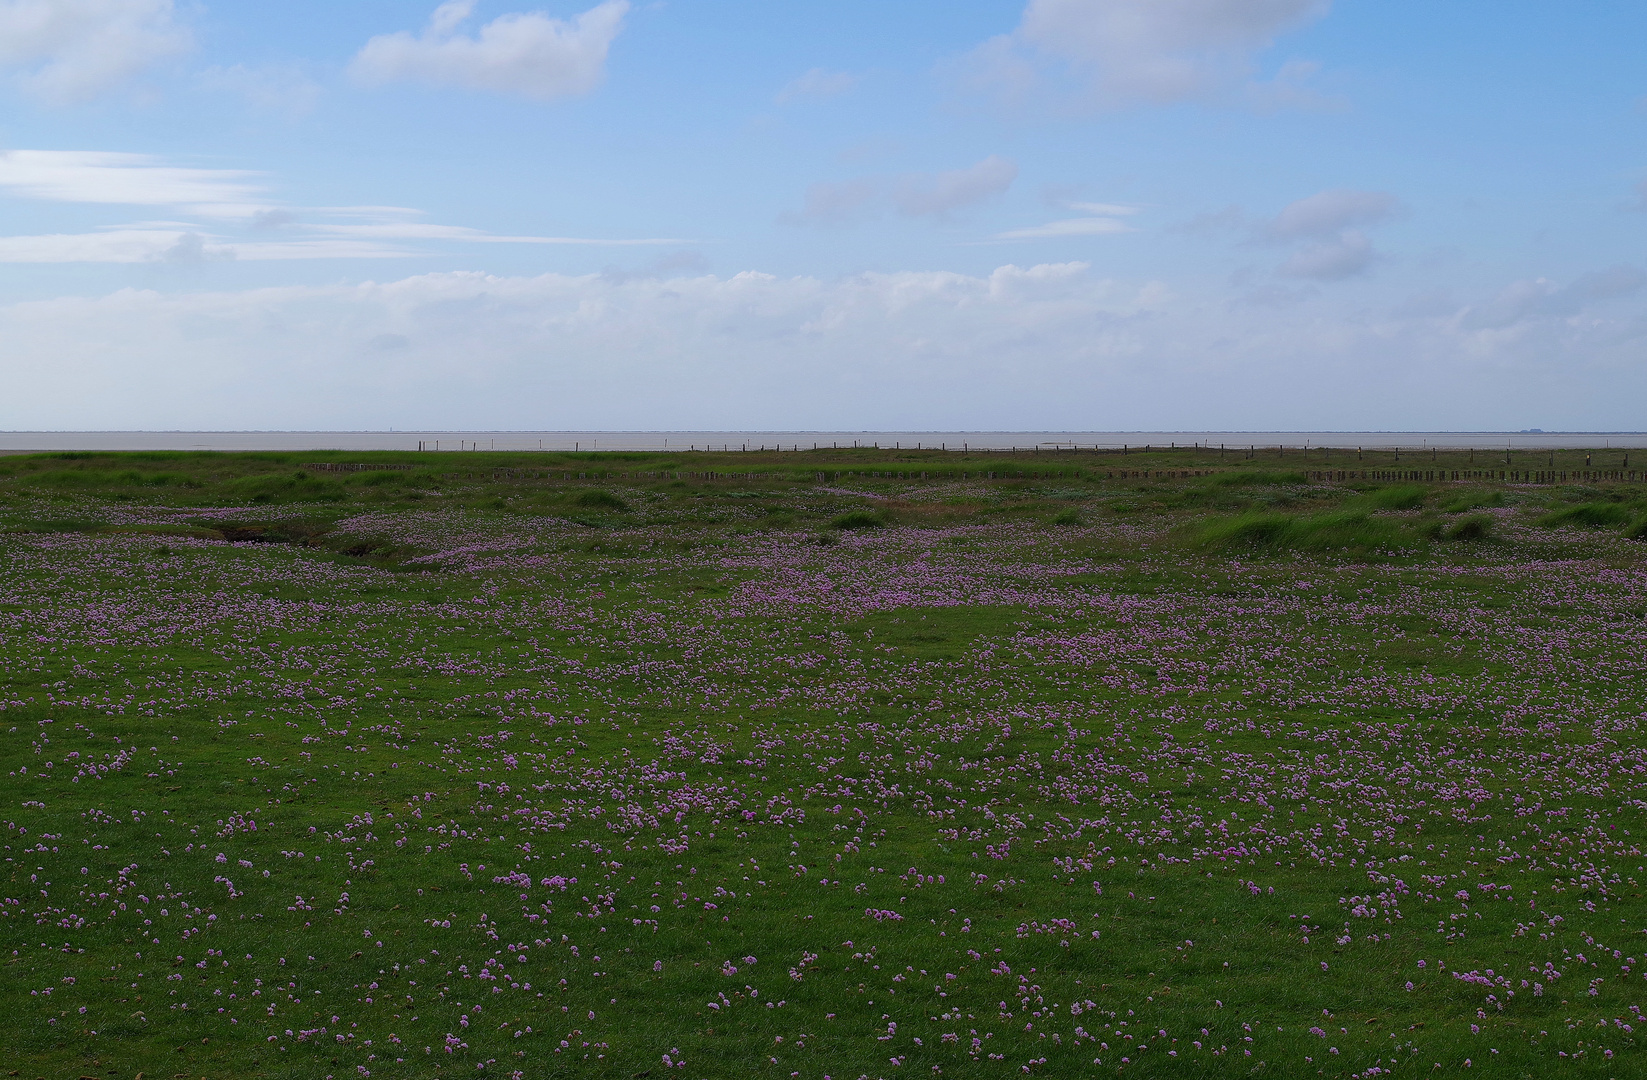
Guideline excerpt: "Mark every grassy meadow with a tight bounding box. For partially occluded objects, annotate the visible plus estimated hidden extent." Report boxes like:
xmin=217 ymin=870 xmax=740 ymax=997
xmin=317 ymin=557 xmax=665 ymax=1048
xmin=3 ymin=444 xmax=1647 ymax=1079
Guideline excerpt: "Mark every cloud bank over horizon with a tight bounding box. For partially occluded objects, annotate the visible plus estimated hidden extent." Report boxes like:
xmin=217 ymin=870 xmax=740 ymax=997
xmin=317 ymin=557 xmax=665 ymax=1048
xmin=3 ymin=260 xmax=1642 ymax=432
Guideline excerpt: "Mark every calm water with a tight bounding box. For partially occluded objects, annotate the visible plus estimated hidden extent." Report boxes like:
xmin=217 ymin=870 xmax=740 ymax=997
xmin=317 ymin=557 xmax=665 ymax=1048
xmin=2 ymin=430 xmax=1646 ymax=453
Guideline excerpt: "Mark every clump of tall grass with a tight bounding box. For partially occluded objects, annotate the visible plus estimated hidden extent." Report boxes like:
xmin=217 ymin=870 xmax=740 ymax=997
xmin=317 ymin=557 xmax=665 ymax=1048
xmin=573 ymin=490 xmax=629 ymax=511
xmin=1348 ymin=484 xmax=1428 ymax=511
xmin=1193 ymin=510 xmax=1410 ymax=554
xmin=830 ymin=509 xmax=885 ymax=530
xmin=1442 ymin=514 xmax=1494 ymax=542
xmin=226 ymin=472 xmax=347 ymax=504
xmin=1537 ymin=502 xmax=1633 ymax=528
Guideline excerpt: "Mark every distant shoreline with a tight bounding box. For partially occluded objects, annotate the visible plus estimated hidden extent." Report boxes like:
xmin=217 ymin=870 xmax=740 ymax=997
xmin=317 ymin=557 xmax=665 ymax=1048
xmin=2 ymin=430 xmax=1646 ymax=452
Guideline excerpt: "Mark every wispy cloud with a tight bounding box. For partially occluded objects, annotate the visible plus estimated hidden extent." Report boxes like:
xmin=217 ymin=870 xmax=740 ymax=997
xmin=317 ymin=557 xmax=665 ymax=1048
xmin=994 ymin=200 xmax=1138 ymax=240
xmin=0 ymin=150 xmax=271 ymax=218
xmin=0 ymin=149 xmax=685 ymax=262
xmin=305 ymin=222 xmax=684 ymax=245
xmin=793 ymin=156 xmax=1019 ymax=225
xmin=0 ymin=229 xmax=406 ymax=263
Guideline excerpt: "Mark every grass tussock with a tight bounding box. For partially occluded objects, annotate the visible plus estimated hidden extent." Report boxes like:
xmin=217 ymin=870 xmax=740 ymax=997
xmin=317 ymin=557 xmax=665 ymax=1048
xmin=1350 ymin=484 xmax=1429 ymax=511
xmin=1538 ymin=502 xmax=1635 ymax=529
xmin=830 ymin=509 xmax=886 ymax=530
xmin=1194 ymin=510 xmax=1410 ymax=554
xmin=1443 ymin=514 xmax=1495 ymax=542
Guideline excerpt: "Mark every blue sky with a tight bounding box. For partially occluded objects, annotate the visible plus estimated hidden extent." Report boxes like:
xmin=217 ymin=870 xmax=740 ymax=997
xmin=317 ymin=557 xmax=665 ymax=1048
xmin=0 ymin=0 xmax=1643 ymax=430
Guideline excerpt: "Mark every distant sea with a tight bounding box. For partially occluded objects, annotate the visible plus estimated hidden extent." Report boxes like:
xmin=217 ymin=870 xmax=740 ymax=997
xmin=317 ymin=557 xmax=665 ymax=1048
xmin=2 ymin=430 xmax=1645 ymax=453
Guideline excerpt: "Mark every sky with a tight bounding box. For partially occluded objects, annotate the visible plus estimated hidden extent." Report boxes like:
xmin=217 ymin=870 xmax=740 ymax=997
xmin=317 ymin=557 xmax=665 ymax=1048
xmin=0 ymin=0 xmax=1644 ymax=432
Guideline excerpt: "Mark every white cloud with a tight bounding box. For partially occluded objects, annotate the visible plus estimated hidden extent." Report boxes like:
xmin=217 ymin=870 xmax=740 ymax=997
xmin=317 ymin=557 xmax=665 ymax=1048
xmin=0 ymin=263 xmax=1172 ymax=428
xmin=0 ymin=0 xmax=190 ymax=103
xmin=997 ymin=217 xmax=1133 ymax=239
xmin=1067 ymin=201 xmax=1139 ymax=216
xmin=350 ymin=0 xmax=629 ymax=101
xmin=305 ymin=222 xmax=685 ymax=245
xmin=2 ymin=261 xmax=1644 ymax=431
xmin=0 ymin=223 xmax=686 ymax=262
xmin=776 ymin=67 xmax=858 ymax=104
xmin=0 ymin=228 xmax=408 ymax=263
xmin=793 ymin=157 xmax=1018 ymax=225
xmin=996 ymin=200 xmax=1138 ymax=240
xmin=0 ymin=150 xmax=271 ymax=217
xmin=964 ymin=0 xmax=1329 ymax=110
xmin=0 ymin=228 xmax=198 ymax=263
xmin=219 ymin=240 xmax=415 ymax=262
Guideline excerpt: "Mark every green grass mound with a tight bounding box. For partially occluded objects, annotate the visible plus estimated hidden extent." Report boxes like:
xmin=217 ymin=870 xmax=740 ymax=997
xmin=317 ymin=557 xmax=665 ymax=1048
xmin=830 ymin=508 xmax=886 ymax=529
xmin=1195 ymin=510 xmax=1410 ymax=553
xmin=1443 ymin=513 xmax=1494 ymax=541
xmin=1351 ymin=484 xmax=1428 ymax=510
xmin=1538 ymin=502 xmax=1634 ymax=528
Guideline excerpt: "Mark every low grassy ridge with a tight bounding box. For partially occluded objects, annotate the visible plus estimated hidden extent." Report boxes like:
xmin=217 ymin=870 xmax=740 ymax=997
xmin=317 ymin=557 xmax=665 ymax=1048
xmin=4 ymin=450 xmax=1647 ymax=1078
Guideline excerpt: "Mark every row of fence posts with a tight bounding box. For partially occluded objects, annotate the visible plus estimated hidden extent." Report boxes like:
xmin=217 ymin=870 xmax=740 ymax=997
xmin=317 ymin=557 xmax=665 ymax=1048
xmin=303 ymin=463 xmax=1645 ymax=485
xmin=1306 ymin=469 xmax=1642 ymax=484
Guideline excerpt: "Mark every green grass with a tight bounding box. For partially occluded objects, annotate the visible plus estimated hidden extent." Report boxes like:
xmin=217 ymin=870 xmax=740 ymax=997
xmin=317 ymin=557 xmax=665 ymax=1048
xmin=1 ymin=451 xmax=1647 ymax=1078
xmin=572 ymin=489 xmax=630 ymax=511
xmin=1442 ymin=513 xmax=1495 ymax=541
xmin=829 ymin=508 xmax=885 ymax=529
xmin=1349 ymin=483 xmax=1429 ymax=510
xmin=1539 ymin=502 xmax=1636 ymax=528
xmin=1193 ymin=509 xmax=1412 ymax=553
xmin=1205 ymin=469 xmax=1309 ymax=487
xmin=1442 ymin=489 xmax=1504 ymax=513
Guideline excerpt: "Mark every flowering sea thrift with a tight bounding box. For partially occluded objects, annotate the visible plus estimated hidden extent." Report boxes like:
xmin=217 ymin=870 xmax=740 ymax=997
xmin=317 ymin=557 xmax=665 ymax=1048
xmin=0 ymin=501 xmax=1643 ymax=1076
